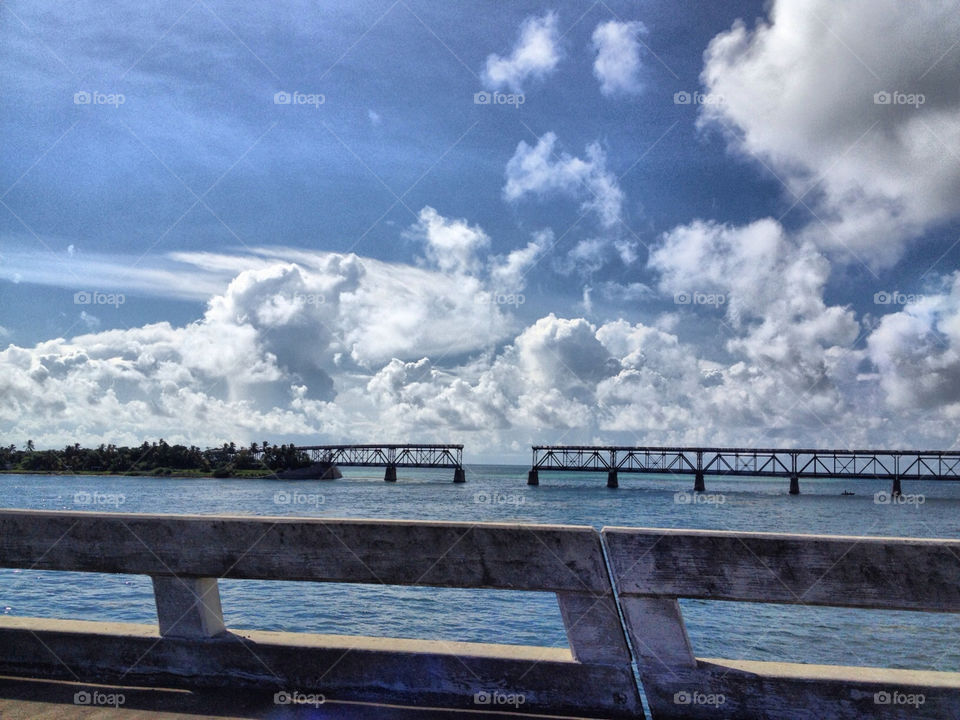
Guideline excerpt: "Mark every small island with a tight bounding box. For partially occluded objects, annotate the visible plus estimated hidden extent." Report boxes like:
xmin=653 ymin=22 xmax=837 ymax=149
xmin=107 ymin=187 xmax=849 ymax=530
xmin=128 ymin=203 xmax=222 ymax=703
xmin=0 ymin=440 xmax=316 ymax=478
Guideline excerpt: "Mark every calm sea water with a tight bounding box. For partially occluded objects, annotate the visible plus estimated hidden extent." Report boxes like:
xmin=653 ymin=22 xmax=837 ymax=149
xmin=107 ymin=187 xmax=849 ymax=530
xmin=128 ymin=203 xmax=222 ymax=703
xmin=2 ymin=466 xmax=959 ymax=676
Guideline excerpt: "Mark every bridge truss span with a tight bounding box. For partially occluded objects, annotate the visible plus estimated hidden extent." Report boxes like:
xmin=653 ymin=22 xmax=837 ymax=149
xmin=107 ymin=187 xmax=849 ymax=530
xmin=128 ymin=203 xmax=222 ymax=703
xmin=529 ymin=445 xmax=960 ymax=494
xmin=300 ymin=444 xmax=463 ymax=469
xmin=280 ymin=444 xmax=465 ymax=483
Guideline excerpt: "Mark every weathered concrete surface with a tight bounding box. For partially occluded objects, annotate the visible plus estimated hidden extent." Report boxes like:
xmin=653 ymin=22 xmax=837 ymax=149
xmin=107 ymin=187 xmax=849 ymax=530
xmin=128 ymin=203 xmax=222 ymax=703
xmin=151 ymin=576 xmax=226 ymax=639
xmin=0 ymin=674 xmax=549 ymax=719
xmin=0 ymin=511 xmax=612 ymax=592
xmin=641 ymin=660 xmax=960 ymax=720
xmin=0 ymin=618 xmax=639 ymax=718
xmin=556 ymin=592 xmax=631 ymax=665
xmin=603 ymin=526 xmax=960 ymax=611
xmin=604 ymin=526 xmax=960 ymax=719
xmin=0 ymin=513 xmax=641 ymax=717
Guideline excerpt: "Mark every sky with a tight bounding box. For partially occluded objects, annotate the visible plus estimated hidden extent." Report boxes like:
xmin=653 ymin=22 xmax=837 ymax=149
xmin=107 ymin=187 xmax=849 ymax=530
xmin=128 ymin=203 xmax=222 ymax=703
xmin=2 ymin=0 xmax=960 ymax=462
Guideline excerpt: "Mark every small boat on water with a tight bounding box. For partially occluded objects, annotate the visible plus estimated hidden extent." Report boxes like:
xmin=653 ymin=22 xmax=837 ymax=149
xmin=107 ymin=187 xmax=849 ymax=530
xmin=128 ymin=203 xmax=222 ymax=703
xmin=841 ymin=490 xmax=855 ymax=496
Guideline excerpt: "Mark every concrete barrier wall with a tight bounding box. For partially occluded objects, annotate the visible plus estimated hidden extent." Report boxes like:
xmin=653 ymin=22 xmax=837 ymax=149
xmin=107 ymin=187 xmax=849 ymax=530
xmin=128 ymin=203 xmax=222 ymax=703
xmin=0 ymin=510 xmax=640 ymax=718
xmin=603 ymin=526 xmax=960 ymax=720
xmin=1 ymin=510 xmax=959 ymax=718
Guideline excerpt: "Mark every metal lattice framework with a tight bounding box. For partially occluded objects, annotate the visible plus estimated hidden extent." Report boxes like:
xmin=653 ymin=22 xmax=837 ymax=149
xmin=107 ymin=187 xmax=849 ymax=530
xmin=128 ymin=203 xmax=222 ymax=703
xmin=532 ymin=446 xmax=960 ymax=480
xmin=291 ymin=444 xmax=463 ymax=469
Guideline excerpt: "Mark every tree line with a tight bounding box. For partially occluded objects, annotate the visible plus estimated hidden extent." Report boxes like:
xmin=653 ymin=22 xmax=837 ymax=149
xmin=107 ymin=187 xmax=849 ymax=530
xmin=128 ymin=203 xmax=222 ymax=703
xmin=0 ymin=440 xmax=312 ymax=476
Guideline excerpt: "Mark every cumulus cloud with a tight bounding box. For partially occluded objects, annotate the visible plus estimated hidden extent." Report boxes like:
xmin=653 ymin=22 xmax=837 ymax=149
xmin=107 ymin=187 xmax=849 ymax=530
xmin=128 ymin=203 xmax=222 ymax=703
xmin=503 ymin=132 xmax=624 ymax=227
xmin=0 ymin=208 xmax=544 ymax=447
xmin=699 ymin=0 xmax=960 ymax=267
xmin=405 ymin=206 xmax=490 ymax=276
xmin=490 ymin=230 xmax=550 ymax=290
xmin=7 ymin=217 xmax=960 ymax=453
xmin=591 ymin=20 xmax=646 ymax=95
xmin=649 ymin=218 xmax=862 ymax=428
xmin=482 ymin=11 xmax=561 ymax=92
xmin=867 ymin=275 xmax=960 ymax=413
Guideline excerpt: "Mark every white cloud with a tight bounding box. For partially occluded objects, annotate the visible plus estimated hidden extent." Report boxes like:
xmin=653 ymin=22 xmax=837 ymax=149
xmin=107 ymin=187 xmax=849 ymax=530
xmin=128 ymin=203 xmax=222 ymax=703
xmin=0 ymin=242 xmax=234 ymax=301
xmin=599 ymin=281 xmax=654 ymax=302
xmin=700 ymin=0 xmax=960 ymax=267
xmin=561 ymin=238 xmax=608 ymax=276
xmin=591 ymin=20 xmax=646 ymax=96
xmin=78 ymin=311 xmax=100 ymax=331
xmin=867 ymin=275 xmax=960 ymax=413
xmin=503 ymin=132 xmax=624 ymax=227
xmin=649 ymin=218 xmax=862 ymax=427
xmin=8 ymin=214 xmax=960 ymax=453
xmin=405 ymin=206 xmax=490 ymax=276
xmin=490 ymin=230 xmax=550 ymax=290
xmin=483 ymin=12 xmax=561 ymax=92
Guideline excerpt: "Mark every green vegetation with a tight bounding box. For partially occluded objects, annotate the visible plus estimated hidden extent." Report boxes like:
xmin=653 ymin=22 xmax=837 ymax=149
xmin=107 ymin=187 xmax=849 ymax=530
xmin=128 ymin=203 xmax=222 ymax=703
xmin=0 ymin=440 xmax=313 ymax=478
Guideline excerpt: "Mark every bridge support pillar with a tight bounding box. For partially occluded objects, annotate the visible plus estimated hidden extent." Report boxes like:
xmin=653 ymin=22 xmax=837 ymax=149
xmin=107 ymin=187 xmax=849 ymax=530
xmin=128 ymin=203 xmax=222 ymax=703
xmin=789 ymin=475 xmax=800 ymax=495
xmin=892 ymin=475 xmax=902 ymax=498
xmin=151 ymin=576 xmax=226 ymax=639
xmin=384 ymin=465 xmax=397 ymax=482
xmin=607 ymin=470 xmax=618 ymax=488
xmin=453 ymin=467 xmax=465 ymax=483
xmin=694 ymin=471 xmax=705 ymax=492
xmin=527 ymin=469 xmax=539 ymax=486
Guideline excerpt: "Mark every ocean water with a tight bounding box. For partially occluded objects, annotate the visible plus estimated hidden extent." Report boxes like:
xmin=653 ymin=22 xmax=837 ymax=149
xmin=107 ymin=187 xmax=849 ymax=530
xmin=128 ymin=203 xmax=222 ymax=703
xmin=2 ymin=465 xmax=959 ymax=676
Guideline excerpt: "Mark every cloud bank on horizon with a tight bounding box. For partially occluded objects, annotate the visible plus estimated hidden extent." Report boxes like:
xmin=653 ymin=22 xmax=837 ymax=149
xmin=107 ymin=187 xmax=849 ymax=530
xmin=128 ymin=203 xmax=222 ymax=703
xmin=2 ymin=0 xmax=960 ymax=457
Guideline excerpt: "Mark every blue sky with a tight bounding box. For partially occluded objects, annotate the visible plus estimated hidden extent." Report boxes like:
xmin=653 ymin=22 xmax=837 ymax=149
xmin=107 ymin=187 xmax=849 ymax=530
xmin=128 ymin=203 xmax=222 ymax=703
xmin=2 ymin=0 xmax=960 ymax=460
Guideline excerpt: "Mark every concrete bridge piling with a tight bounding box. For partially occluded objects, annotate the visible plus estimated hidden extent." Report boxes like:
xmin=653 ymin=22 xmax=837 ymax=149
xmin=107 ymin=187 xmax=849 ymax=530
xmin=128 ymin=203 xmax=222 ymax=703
xmin=693 ymin=471 xmax=705 ymax=492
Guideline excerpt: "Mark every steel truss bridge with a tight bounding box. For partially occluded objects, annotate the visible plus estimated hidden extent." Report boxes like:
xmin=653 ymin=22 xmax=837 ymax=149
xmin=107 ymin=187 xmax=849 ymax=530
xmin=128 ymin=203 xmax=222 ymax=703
xmin=257 ymin=444 xmax=465 ymax=482
xmin=528 ymin=445 xmax=960 ymax=494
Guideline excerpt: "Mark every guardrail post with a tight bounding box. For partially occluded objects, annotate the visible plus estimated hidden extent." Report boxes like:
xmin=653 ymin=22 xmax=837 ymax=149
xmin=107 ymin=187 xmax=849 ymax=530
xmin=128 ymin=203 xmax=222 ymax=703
xmin=151 ymin=576 xmax=226 ymax=638
xmin=618 ymin=596 xmax=696 ymax=670
xmin=556 ymin=591 xmax=631 ymax=666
